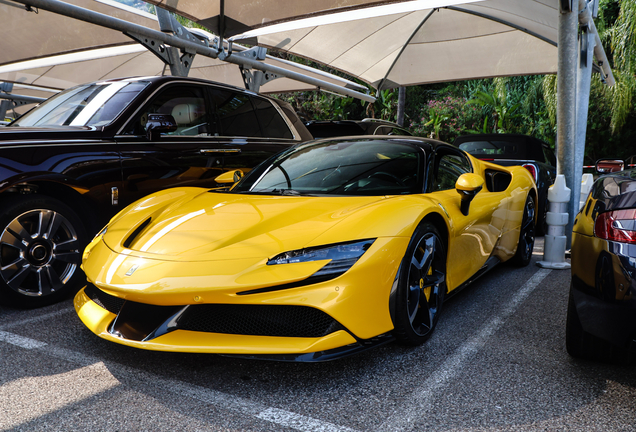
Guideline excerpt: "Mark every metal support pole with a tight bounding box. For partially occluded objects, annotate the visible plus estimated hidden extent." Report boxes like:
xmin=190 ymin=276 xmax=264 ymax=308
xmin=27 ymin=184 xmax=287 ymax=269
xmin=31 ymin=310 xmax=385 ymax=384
xmin=572 ymin=23 xmax=595 ymax=238
xmin=397 ymin=86 xmax=406 ymax=126
xmin=557 ymin=0 xmax=579 ymax=248
xmin=0 ymin=100 xmax=12 ymax=121
xmin=8 ymin=0 xmax=375 ymax=103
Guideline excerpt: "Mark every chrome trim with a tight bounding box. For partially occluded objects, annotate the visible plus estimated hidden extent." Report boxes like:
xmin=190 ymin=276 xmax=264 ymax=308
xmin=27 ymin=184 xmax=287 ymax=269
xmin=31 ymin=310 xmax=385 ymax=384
xmin=111 ymin=187 xmax=119 ymax=205
xmin=200 ymin=148 xmax=241 ymax=154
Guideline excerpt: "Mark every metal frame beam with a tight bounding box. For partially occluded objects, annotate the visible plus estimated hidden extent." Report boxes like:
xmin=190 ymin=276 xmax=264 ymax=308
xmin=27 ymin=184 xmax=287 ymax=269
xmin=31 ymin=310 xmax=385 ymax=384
xmin=8 ymin=0 xmax=375 ymax=102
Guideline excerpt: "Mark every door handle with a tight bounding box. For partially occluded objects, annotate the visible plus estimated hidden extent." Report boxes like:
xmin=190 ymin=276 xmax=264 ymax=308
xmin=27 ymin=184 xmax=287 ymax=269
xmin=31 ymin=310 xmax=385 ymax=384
xmin=200 ymin=149 xmax=242 ymax=154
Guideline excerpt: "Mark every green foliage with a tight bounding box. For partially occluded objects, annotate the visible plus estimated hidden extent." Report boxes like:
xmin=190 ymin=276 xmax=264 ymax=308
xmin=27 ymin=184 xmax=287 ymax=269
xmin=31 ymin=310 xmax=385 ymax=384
xmin=271 ymin=0 xmax=634 ymax=160
xmin=409 ymin=96 xmax=484 ymax=142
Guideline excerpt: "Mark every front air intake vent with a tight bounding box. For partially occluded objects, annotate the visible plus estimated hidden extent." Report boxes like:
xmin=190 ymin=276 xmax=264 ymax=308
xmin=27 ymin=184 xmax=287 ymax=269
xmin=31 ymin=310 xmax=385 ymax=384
xmin=123 ymin=217 xmax=152 ymax=249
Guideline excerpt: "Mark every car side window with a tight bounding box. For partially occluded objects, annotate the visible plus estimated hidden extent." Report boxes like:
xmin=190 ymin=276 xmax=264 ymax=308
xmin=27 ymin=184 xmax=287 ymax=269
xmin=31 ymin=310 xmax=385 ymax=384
xmin=251 ymin=96 xmax=293 ymax=139
xmin=543 ymin=145 xmax=556 ymax=167
xmin=212 ymin=90 xmax=262 ymax=137
xmin=430 ymin=151 xmax=472 ymax=192
xmin=124 ymin=85 xmax=210 ymax=136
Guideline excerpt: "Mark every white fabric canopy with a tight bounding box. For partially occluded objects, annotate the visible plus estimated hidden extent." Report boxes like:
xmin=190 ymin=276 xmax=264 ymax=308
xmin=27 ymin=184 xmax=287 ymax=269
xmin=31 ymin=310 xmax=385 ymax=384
xmin=0 ymin=41 xmax=364 ymax=94
xmin=130 ymin=0 xmax=560 ymax=89
xmin=229 ymin=0 xmax=559 ymax=89
xmin=0 ymin=0 xmax=157 ymax=67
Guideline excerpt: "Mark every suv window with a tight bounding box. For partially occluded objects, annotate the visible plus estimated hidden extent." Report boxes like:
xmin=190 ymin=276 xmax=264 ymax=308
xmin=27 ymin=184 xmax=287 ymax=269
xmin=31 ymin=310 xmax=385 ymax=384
xmin=213 ymin=90 xmax=262 ymax=137
xmin=124 ymin=85 xmax=210 ymax=136
xmin=251 ymin=96 xmax=293 ymax=139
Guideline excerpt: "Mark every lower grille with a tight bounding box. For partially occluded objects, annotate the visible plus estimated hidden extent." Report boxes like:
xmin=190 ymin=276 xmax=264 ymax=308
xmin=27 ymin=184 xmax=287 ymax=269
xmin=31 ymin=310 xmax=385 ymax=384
xmin=85 ymin=285 xmax=344 ymax=339
xmin=84 ymin=284 xmax=125 ymax=315
xmin=177 ymin=304 xmax=344 ymax=338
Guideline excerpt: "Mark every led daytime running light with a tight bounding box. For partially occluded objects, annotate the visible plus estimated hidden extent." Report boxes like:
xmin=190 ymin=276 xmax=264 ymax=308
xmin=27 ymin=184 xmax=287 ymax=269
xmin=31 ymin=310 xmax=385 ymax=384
xmin=267 ymin=239 xmax=375 ymax=266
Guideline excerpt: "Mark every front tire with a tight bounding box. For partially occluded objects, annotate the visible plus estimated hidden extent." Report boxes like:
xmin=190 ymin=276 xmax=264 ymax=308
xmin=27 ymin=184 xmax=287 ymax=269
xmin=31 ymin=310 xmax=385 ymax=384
xmin=393 ymin=222 xmax=447 ymax=346
xmin=0 ymin=195 xmax=88 ymax=308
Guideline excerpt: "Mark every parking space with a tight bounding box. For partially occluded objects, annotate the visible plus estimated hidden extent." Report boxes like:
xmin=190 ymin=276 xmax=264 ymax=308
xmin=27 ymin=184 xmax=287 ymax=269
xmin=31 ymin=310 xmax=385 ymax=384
xmin=1 ymin=237 xmax=635 ymax=431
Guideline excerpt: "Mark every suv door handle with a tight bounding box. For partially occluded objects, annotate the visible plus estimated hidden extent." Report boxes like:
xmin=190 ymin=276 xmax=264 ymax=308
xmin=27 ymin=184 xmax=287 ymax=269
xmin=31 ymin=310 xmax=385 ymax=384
xmin=200 ymin=149 xmax=242 ymax=154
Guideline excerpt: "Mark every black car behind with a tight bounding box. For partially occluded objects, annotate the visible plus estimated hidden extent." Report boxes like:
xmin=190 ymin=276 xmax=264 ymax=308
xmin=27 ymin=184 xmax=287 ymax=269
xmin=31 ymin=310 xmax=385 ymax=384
xmin=567 ymin=165 xmax=636 ymax=364
xmin=0 ymin=76 xmax=311 ymax=307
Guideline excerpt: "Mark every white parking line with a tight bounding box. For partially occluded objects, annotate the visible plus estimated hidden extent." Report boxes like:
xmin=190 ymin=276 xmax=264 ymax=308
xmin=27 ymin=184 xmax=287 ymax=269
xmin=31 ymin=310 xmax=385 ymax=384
xmin=379 ymin=268 xmax=552 ymax=431
xmin=0 ymin=331 xmax=358 ymax=432
xmin=0 ymin=306 xmax=75 ymax=330
xmin=0 ymin=330 xmax=47 ymax=349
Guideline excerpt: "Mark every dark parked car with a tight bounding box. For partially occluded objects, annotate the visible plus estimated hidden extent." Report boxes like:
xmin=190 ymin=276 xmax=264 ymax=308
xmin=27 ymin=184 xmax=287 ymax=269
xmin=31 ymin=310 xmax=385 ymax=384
xmin=305 ymin=119 xmax=411 ymax=139
xmin=0 ymin=76 xmax=311 ymax=307
xmin=567 ymin=160 xmax=636 ymax=364
xmin=454 ymin=134 xmax=556 ymax=234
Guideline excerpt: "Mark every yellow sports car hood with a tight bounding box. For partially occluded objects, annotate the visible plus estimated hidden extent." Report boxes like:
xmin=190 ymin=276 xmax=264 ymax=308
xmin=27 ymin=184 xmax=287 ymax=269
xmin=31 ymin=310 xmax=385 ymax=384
xmin=101 ymin=187 xmax=425 ymax=262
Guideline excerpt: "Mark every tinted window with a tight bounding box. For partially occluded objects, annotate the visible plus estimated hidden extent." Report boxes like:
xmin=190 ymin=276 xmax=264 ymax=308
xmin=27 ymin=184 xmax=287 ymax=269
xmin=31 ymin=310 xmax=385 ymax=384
xmin=543 ymin=146 xmax=556 ymax=166
xmin=124 ymin=85 xmax=209 ymax=136
xmin=251 ymin=97 xmax=293 ymax=139
xmin=431 ymin=151 xmax=472 ymax=191
xmin=458 ymin=140 xmax=530 ymax=159
xmin=213 ymin=90 xmax=262 ymax=137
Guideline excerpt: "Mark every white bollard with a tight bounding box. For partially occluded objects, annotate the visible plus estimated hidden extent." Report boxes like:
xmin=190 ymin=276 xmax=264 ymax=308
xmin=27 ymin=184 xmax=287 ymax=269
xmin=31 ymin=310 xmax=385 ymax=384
xmin=579 ymin=173 xmax=594 ymax=210
xmin=537 ymin=174 xmax=571 ymax=269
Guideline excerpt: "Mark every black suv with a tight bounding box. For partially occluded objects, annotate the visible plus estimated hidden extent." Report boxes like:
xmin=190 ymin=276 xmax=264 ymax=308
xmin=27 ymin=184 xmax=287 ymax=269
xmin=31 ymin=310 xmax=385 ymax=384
xmin=0 ymin=76 xmax=311 ymax=307
xmin=305 ymin=119 xmax=411 ymax=139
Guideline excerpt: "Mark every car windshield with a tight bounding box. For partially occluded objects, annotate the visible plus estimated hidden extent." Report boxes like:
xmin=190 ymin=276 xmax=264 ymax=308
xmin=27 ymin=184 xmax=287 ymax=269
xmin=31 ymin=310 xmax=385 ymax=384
xmin=458 ymin=140 xmax=530 ymax=159
xmin=234 ymin=139 xmax=423 ymax=196
xmin=10 ymin=81 xmax=149 ymax=127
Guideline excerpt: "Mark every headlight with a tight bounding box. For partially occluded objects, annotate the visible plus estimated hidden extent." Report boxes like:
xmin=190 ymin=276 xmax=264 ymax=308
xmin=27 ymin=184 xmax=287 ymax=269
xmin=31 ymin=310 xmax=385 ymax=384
xmin=267 ymin=239 xmax=375 ymax=277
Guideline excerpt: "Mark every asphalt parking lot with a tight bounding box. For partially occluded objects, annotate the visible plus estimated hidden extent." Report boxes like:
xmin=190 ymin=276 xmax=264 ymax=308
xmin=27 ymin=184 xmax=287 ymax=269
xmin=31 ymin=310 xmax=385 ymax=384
xmin=1 ymin=237 xmax=635 ymax=432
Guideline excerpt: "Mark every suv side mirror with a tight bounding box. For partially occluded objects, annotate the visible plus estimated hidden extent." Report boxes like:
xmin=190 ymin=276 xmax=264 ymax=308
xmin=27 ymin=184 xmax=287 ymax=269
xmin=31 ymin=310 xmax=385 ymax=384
xmin=456 ymin=173 xmax=484 ymax=216
xmin=595 ymin=159 xmax=624 ymax=174
xmin=145 ymin=113 xmax=177 ymax=141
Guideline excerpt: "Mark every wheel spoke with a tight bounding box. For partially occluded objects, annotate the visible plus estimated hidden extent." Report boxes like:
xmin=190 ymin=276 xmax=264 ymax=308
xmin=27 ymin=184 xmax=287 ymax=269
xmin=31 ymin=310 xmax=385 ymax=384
xmin=3 ymin=225 xmax=31 ymax=249
xmin=46 ymin=262 xmax=69 ymax=287
xmin=53 ymin=250 xmax=81 ymax=265
xmin=38 ymin=210 xmax=57 ymax=239
xmin=6 ymin=264 xmax=32 ymax=289
xmin=410 ymin=235 xmax=435 ymax=273
xmin=38 ymin=266 xmax=59 ymax=296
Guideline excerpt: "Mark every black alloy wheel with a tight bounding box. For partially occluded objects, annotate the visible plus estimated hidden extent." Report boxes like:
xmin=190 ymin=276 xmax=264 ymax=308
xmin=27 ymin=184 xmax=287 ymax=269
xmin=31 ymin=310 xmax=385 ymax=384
xmin=510 ymin=194 xmax=536 ymax=266
xmin=394 ymin=221 xmax=447 ymax=345
xmin=0 ymin=195 xmax=87 ymax=308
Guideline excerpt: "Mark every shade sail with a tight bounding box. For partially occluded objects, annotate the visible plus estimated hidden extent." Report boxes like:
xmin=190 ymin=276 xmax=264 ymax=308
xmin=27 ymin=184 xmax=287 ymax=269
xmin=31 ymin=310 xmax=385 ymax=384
xmin=229 ymin=0 xmax=560 ymax=89
xmin=0 ymin=42 xmax=363 ymax=93
xmin=141 ymin=0 xmax=402 ymax=37
xmin=0 ymin=0 xmax=157 ymax=66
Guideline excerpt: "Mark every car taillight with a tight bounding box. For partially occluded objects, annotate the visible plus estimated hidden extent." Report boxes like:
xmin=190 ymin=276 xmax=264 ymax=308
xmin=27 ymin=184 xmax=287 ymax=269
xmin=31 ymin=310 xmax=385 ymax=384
xmin=522 ymin=163 xmax=537 ymax=182
xmin=594 ymin=209 xmax=636 ymax=244
xmin=479 ymin=158 xmax=495 ymax=161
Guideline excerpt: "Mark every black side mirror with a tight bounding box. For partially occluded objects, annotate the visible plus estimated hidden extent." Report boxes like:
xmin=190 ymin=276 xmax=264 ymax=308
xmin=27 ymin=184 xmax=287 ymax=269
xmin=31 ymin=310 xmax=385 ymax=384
xmin=595 ymin=159 xmax=624 ymax=174
xmin=455 ymin=173 xmax=484 ymax=216
xmin=145 ymin=113 xmax=177 ymax=141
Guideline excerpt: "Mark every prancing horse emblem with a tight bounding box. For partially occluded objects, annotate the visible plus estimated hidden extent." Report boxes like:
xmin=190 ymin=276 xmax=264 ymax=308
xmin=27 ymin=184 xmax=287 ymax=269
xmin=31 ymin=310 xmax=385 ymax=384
xmin=125 ymin=264 xmax=139 ymax=276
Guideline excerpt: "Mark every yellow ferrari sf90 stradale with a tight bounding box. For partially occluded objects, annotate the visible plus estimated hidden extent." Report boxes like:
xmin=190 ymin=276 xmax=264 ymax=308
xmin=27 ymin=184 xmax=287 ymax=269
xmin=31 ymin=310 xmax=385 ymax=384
xmin=75 ymin=137 xmax=537 ymax=361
